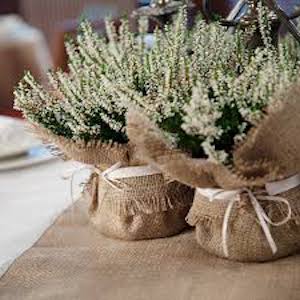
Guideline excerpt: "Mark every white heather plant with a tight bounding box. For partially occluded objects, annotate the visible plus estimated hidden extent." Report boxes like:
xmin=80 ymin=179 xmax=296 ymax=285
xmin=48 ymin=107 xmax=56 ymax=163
xmin=103 ymin=8 xmax=251 ymax=157
xmin=120 ymin=4 xmax=300 ymax=164
xmin=14 ymin=20 xmax=132 ymax=144
xmin=12 ymin=9 xmax=182 ymax=143
xmin=15 ymin=6 xmax=223 ymax=150
xmin=181 ymin=24 xmax=300 ymax=163
xmin=14 ymin=5 xmax=300 ymax=162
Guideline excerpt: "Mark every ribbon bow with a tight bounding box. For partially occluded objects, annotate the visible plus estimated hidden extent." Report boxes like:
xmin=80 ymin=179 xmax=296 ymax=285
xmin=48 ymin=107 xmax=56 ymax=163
xmin=197 ymin=173 xmax=300 ymax=258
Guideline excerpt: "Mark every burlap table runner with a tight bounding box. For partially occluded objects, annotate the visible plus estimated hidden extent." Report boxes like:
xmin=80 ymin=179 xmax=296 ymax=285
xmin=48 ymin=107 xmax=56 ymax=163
xmin=1 ymin=198 xmax=300 ymax=300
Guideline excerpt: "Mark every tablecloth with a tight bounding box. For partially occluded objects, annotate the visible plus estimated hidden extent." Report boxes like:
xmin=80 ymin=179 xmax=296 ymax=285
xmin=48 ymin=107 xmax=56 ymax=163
xmin=0 ymin=160 xmax=89 ymax=279
xmin=1 ymin=197 xmax=300 ymax=300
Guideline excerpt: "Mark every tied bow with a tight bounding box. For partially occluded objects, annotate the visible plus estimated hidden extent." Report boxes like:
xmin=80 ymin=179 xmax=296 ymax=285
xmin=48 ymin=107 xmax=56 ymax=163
xmin=197 ymin=173 xmax=300 ymax=257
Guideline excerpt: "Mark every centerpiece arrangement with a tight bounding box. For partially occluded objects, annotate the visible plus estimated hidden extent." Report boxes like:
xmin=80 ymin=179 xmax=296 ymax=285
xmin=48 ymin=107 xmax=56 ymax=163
xmin=14 ymin=2 xmax=300 ymax=261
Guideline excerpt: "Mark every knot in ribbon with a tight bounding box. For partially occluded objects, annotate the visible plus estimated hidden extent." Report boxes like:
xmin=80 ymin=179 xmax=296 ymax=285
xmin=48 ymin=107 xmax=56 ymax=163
xmin=197 ymin=173 xmax=300 ymax=258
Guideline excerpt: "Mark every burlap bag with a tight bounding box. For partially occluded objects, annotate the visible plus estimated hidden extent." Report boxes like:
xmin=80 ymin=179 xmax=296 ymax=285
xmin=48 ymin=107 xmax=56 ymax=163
xmin=186 ymin=184 xmax=300 ymax=262
xmin=127 ymin=82 xmax=300 ymax=261
xmin=31 ymin=125 xmax=194 ymax=240
xmin=87 ymin=165 xmax=194 ymax=240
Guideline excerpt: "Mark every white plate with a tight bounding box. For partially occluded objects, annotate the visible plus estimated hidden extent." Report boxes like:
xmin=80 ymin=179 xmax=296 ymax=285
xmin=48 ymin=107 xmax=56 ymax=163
xmin=0 ymin=116 xmax=40 ymax=159
xmin=0 ymin=146 xmax=57 ymax=171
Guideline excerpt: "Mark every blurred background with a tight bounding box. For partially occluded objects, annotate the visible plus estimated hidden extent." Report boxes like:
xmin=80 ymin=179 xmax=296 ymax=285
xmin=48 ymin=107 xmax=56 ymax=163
xmin=0 ymin=0 xmax=297 ymax=118
xmin=0 ymin=0 xmax=138 ymax=117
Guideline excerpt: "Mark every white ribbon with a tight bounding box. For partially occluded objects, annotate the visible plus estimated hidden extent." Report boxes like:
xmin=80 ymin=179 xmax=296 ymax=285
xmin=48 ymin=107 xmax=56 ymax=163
xmin=62 ymin=162 xmax=94 ymax=203
xmin=99 ymin=162 xmax=162 ymax=190
xmin=197 ymin=173 xmax=300 ymax=258
xmin=63 ymin=161 xmax=163 ymax=199
xmin=266 ymin=173 xmax=300 ymax=196
xmin=98 ymin=162 xmax=123 ymax=190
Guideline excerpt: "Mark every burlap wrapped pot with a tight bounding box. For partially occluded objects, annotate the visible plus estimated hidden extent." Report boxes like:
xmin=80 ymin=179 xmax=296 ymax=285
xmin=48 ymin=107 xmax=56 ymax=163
xmin=127 ymin=83 xmax=300 ymax=261
xmin=186 ymin=182 xmax=300 ymax=262
xmin=31 ymin=124 xmax=193 ymax=241
xmin=88 ymin=164 xmax=194 ymax=241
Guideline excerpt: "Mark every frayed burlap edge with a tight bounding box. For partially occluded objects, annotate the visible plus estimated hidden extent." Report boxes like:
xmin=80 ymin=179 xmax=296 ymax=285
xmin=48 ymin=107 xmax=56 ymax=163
xmin=29 ymin=124 xmax=133 ymax=167
xmin=233 ymin=84 xmax=300 ymax=180
xmin=127 ymin=110 xmax=247 ymax=189
xmin=99 ymin=186 xmax=193 ymax=217
xmin=127 ymin=82 xmax=300 ymax=189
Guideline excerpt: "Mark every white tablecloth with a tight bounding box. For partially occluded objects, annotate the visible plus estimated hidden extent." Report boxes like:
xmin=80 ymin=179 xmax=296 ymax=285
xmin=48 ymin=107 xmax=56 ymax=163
xmin=0 ymin=160 xmax=90 ymax=278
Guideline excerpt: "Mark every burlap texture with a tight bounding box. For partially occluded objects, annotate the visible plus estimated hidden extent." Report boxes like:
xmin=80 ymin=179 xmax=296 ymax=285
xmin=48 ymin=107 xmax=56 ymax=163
xmin=88 ymin=169 xmax=194 ymax=241
xmin=30 ymin=125 xmax=132 ymax=167
xmin=126 ymin=83 xmax=300 ymax=189
xmin=2 ymin=199 xmax=300 ymax=300
xmin=186 ymin=185 xmax=300 ymax=262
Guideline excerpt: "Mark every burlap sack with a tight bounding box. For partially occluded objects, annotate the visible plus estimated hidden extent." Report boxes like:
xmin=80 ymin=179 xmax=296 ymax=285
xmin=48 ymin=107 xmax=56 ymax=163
xmin=87 ymin=165 xmax=194 ymax=240
xmin=127 ymin=82 xmax=300 ymax=261
xmin=31 ymin=125 xmax=194 ymax=241
xmin=186 ymin=185 xmax=300 ymax=262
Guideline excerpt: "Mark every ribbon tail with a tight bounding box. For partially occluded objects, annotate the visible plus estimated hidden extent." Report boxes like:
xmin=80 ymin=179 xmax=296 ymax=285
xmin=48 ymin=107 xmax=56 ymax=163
xmin=248 ymin=192 xmax=278 ymax=255
xmin=222 ymin=199 xmax=236 ymax=258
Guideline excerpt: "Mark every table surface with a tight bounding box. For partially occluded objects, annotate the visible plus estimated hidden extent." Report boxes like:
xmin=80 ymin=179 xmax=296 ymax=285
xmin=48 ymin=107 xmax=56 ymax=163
xmin=0 ymin=160 xmax=90 ymax=279
xmin=1 ymin=198 xmax=300 ymax=300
